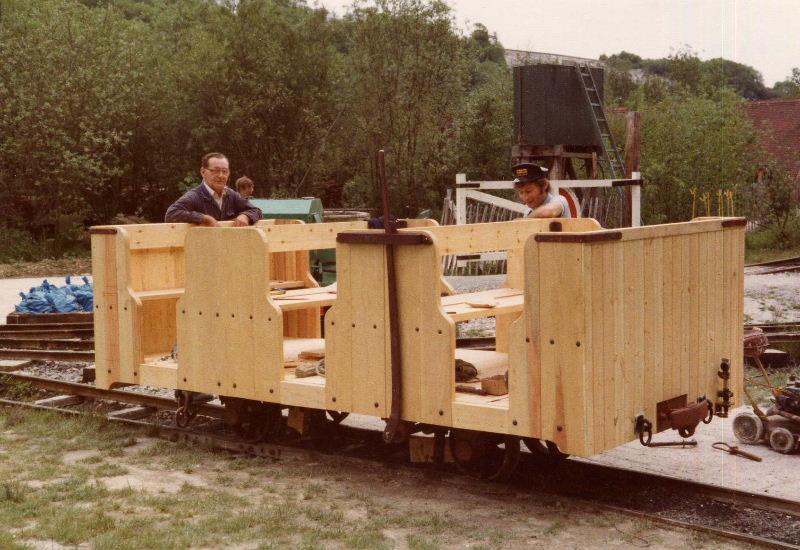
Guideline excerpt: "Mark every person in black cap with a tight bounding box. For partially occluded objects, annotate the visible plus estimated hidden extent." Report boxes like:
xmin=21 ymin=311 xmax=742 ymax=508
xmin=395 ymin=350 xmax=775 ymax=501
xmin=512 ymin=163 xmax=571 ymax=219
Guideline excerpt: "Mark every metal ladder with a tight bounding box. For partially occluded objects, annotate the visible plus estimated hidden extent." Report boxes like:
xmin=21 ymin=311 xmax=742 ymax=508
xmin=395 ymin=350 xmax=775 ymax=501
xmin=576 ymin=63 xmax=626 ymax=178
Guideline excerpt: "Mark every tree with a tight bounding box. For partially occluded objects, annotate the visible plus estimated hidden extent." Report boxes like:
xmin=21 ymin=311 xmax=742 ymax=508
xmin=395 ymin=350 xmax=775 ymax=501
xmin=701 ymin=58 xmax=770 ymax=100
xmin=637 ymin=88 xmax=760 ymax=224
xmin=773 ymin=68 xmax=800 ymax=97
xmin=337 ymin=0 xmax=469 ymax=215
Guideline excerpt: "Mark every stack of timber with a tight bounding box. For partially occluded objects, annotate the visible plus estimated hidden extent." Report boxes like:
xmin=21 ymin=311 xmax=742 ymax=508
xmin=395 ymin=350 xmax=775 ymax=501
xmin=0 ymin=319 xmax=95 ymax=361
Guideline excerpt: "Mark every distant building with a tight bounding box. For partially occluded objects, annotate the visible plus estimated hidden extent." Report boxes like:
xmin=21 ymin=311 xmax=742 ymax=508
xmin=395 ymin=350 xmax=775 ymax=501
xmin=744 ymin=98 xmax=800 ymax=186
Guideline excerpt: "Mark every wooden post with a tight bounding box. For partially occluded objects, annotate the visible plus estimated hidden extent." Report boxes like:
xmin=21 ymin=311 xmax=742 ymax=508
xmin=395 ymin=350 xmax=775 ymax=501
xmin=623 ymin=111 xmax=641 ymax=227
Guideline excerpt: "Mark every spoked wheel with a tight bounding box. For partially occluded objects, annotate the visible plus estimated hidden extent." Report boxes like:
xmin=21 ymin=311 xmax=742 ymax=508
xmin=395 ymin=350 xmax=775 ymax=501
xmin=449 ymin=430 xmax=521 ymax=481
xmin=326 ymin=410 xmax=349 ymax=425
xmin=522 ymin=438 xmax=569 ymax=463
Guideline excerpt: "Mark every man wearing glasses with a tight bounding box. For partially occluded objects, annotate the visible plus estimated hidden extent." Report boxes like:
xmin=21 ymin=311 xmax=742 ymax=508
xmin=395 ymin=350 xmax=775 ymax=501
xmin=165 ymin=152 xmax=261 ymax=226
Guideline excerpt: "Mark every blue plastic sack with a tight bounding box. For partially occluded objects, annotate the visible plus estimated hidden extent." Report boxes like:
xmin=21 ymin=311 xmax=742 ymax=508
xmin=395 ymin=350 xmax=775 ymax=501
xmin=14 ymin=276 xmax=94 ymax=314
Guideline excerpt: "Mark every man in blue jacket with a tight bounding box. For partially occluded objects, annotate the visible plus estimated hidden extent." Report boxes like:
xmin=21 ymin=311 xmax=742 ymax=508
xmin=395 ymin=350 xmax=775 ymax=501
xmin=165 ymin=152 xmax=262 ymax=226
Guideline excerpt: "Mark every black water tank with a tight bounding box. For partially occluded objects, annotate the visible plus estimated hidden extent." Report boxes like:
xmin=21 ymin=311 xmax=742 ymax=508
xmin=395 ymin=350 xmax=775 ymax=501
xmin=513 ymin=64 xmax=605 ymax=148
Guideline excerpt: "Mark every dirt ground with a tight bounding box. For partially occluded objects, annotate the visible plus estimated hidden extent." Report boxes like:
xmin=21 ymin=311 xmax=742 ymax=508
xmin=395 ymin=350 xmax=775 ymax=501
xmin=0 ymin=408 xmax=758 ymax=550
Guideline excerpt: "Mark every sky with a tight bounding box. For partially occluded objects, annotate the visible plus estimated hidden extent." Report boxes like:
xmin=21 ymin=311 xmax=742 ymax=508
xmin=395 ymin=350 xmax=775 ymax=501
xmin=313 ymin=0 xmax=800 ymax=86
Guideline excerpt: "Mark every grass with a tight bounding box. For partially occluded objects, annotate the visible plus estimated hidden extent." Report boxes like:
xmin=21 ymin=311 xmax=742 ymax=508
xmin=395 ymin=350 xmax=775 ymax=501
xmin=0 ymin=406 xmax=750 ymax=550
xmin=0 ymin=255 xmax=92 ymax=278
xmin=745 ymin=219 xmax=800 ymax=264
xmin=744 ymin=364 xmax=797 ymax=404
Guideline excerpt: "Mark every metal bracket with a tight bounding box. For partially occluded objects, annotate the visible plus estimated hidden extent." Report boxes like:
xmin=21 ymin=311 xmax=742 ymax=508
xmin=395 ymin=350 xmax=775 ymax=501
xmin=715 ymin=358 xmax=733 ymax=418
xmin=175 ymin=390 xmax=199 ymax=428
xmin=634 ymin=414 xmax=697 ymax=448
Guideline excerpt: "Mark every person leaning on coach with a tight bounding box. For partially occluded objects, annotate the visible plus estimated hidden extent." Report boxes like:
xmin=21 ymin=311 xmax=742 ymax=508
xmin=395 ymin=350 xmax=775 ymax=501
xmin=164 ymin=152 xmax=262 ymax=227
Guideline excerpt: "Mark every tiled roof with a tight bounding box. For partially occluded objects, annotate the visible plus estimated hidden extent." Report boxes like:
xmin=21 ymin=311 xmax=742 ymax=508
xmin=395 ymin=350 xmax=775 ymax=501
xmin=744 ymin=98 xmax=800 ymax=181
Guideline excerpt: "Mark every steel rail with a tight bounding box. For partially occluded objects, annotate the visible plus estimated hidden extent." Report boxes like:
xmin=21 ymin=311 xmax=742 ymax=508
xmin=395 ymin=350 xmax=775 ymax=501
xmin=1 ymin=373 xmax=799 ymax=548
xmin=599 ymin=502 xmax=800 ymax=550
xmin=745 ymin=255 xmax=800 ymax=268
xmin=0 ymin=397 xmax=307 ymax=461
xmin=0 ymin=349 xmax=95 ymax=361
xmin=0 ymin=372 xmax=223 ymax=417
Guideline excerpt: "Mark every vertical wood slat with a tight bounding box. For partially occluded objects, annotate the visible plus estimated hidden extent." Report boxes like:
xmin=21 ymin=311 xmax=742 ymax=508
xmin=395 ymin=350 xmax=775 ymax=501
xmin=590 ymin=242 xmax=606 ymax=453
xmin=612 ymin=240 xmax=625 ymax=445
xmin=325 ymin=245 xmax=353 ymax=411
xmin=91 ymin=234 xmax=120 ymax=389
xmin=602 ymin=242 xmax=618 ymax=449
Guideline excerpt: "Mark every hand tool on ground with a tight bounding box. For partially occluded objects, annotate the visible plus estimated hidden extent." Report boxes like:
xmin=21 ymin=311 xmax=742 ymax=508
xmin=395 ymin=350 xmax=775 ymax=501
xmin=712 ymin=442 xmax=763 ymax=462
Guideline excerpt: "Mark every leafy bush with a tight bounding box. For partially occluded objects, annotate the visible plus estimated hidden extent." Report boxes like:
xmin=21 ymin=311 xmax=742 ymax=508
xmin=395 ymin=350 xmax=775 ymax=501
xmin=0 ymin=228 xmax=45 ymax=262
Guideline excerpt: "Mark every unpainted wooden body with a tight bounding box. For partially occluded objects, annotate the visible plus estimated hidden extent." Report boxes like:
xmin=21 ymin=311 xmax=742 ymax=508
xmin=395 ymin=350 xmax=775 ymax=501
xmin=91 ymin=217 xmax=745 ymax=457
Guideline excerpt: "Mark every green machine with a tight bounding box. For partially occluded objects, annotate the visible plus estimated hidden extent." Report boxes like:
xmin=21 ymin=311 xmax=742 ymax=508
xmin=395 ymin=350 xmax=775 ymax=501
xmin=249 ymin=197 xmax=324 ymax=224
xmin=250 ymin=197 xmax=335 ymax=285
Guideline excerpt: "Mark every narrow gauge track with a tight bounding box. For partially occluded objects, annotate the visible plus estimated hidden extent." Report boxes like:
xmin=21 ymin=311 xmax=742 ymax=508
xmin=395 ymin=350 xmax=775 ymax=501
xmin=1 ymin=371 xmax=799 ymax=549
xmin=745 ymin=256 xmax=800 ymax=275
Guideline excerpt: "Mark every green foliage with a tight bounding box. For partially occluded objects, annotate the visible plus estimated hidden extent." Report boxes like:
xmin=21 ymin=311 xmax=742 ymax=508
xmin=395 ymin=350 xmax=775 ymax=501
xmin=602 ymin=48 xmax=771 ymax=100
xmin=0 ymin=228 xmax=44 ymax=262
xmin=0 ymin=0 xmax=512 ymax=253
xmin=635 ymin=89 xmax=760 ymax=224
xmin=773 ymin=68 xmax=800 ymax=97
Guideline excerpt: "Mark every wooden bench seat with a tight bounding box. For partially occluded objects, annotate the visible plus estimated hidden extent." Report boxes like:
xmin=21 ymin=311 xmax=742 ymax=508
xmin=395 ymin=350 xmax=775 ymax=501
xmin=272 ymin=287 xmax=337 ymax=311
xmin=441 ymin=288 xmax=523 ymax=322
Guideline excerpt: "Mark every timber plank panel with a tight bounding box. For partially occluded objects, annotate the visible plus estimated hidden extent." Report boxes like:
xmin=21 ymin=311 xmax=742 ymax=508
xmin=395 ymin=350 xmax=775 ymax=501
xmin=622 ymin=240 xmax=637 ymax=444
xmin=641 ymin=238 xmax=659 ymax=428
xmin=680 ymin=234 xmax=691 ymax=398
xmin=581 ymin=245 xmax=595 ymax=453
xmin=413 ymin=218 xmax=601 ymax=256
xmin=612 ymin=240 xmax=626 ymax=446
xmin=403 ymin=241 xmax=454 ymax=425
xmin=601 ymin=242 xmax=617 ymax=449
xmin=325 ymin=245 xmax=353 ymax=411
xmin=631 ymin=239 xmax=646 ymax=430
xmin=537 ymin=242 xmax=587 ymax=453
xmin=177 ymin=229 xmax=283 ymax=400
xmin=671 ymin=237 xmax=684 ymax=399
xmin=263 ymin=221 xmax=367 ymax=252
xmin=590 ymin=242 xmax=606 ymax=453
xmin=347 ymin=244 xmax=389 ymax=416
xmin=692 ymin=232 xmax=705 ymax=400
xmin=91 ymin=233 xmax=120 ymax=389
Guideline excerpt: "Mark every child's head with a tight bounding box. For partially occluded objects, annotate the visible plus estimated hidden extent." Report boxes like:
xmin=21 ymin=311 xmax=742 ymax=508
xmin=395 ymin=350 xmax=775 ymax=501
xmin=235 ymin=176 xmax=255 ymax=198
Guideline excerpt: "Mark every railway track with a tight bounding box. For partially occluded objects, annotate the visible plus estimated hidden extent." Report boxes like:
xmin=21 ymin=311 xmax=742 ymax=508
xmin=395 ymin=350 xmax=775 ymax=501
xmin=746 ymin=255 xmax=800 ymax=275
xmin=0 ymin=370 xmax=798 ymax=549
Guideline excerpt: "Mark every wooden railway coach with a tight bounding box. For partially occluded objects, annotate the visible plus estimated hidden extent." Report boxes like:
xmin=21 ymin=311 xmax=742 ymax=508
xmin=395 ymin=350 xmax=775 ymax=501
xmin=91 ymin=216 xmax=745 ymax=474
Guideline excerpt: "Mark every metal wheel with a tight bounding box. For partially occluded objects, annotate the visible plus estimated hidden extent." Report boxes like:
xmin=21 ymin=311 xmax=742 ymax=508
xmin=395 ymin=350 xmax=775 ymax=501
xmin=732 ymin=412 xmax=764 ymax=445
xmin=222 ymin=397 xmax=284 ymax=443
xmin=450 ymin=430 xmax=521 ymax=481
xmin=523 ymin=437 xmax=569 ymax=463
xmin=769 ymin=427 xmax=798 ymax=454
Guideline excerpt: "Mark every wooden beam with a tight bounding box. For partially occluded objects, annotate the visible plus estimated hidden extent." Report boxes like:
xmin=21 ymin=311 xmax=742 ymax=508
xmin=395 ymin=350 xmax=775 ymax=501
xmin=623 ymin=111 xmax=641 ymax=227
